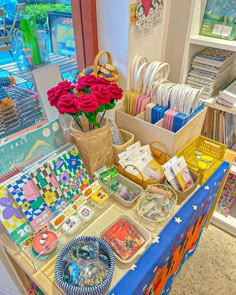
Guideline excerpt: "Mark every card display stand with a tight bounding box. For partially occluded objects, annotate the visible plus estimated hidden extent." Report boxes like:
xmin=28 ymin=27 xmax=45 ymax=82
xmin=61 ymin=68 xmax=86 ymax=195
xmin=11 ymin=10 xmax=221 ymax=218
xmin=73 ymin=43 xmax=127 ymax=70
xmin=115 ymin=106 xmax=207 ymax=156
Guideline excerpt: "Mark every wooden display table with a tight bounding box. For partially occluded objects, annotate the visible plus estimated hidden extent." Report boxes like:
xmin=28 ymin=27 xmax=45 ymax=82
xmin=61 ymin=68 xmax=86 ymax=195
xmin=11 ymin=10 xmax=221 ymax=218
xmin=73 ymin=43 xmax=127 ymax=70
xmin=0 ymin=151 xmax=234 ymax=295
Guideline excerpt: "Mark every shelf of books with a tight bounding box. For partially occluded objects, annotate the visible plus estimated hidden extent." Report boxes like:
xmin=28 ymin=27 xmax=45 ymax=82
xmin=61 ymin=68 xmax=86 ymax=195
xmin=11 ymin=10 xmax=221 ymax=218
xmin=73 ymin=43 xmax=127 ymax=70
xmin=190 ymin=35 xmax=236 ymax=52
xmin=202 ymin=98 xmax=236 ymax=116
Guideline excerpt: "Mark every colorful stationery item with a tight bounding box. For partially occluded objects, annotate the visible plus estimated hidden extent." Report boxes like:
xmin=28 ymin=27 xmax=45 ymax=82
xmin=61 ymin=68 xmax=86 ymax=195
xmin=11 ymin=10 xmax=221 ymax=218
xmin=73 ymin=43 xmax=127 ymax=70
xmin=91 ymin=189 xmax=110 ymax=206
xmin=61 ymin=215 xmax=82 ymax=235
xmin=216 ymin=172 xmax=236 ymax=217
xmin=30 ymin=163 xmax=67 ymax=216
xmin=77 ymin=205 xmax=94 ymax=222
xmin=101 ymin=218 xmax=145 ymax=260
xmin=32 ymin=230 xmax=58 ymax=256
xmin=0 ymin=185 xmax=32 ymax=242
xmin=50 ymin=197 xmax=86 ymax=229
xmin=51 ymin=147 xmax=91 ymax=202
xmin=0 ymin=119 xmax=65 ymax=175
xmin=82 ymin=181 xmax=101 ymax=199
xmin=6 ymin=174 xmax=52 ymax=230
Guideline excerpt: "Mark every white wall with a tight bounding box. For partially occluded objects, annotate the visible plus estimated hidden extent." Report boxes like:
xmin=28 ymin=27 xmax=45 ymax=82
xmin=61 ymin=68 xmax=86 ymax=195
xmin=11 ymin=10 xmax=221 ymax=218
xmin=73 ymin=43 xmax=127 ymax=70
xmin=96 ymin=0 xmax=171 ymax=90
xmin=96 ymin=0 xmax=129 ymax=90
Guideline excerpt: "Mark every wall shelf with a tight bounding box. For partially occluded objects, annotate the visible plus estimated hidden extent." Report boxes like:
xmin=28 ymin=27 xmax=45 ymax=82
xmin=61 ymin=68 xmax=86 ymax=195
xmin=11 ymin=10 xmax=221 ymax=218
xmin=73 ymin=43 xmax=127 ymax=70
xmin=190 ymin=35 xmax=236 ymax=52
xmin=212 ymin=209 xmax=236 ymax=237
xmin=202 ymin=97 xmax=236 ymax=116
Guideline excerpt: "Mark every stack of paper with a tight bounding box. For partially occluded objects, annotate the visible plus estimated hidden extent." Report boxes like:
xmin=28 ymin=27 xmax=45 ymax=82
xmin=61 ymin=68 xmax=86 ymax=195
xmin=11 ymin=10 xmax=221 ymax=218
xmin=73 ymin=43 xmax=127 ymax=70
xmin=216 ymin=78 xmax=236 ymax=108
xmin=186 ymin=47 xmax=235 ymax=99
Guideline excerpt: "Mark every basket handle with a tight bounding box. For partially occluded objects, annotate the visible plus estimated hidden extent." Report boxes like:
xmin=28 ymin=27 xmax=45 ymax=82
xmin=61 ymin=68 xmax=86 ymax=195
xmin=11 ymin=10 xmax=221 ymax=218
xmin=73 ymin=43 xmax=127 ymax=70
xmin=150 ymin=141 xmax=169 ymax=155
xmin=124 ymin=164 xmax=144 ymax=184
xmin=146 ymin=184 xmax=173 ymax=197
xmin=93 ymin=51 xmax=113 ymax=76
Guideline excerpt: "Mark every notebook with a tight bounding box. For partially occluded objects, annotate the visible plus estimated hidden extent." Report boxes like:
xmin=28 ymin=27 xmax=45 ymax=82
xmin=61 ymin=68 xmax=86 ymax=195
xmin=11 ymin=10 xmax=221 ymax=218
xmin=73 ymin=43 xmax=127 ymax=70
xmin=30 ymin=163 xmax=67 ymax=216
xmin=0 ymin=185 xmax=32 ymax=243
xmin=6 ymin=174 xmax=52 ymax=230
xmin=50 ymin=146 xmax=91 ymax=201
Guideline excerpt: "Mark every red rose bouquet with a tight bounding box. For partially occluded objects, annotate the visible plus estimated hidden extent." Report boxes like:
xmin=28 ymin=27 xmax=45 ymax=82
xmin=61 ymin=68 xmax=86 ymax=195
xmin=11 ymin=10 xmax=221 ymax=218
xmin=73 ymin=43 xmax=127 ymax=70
xmin=47 ymin=75 xmax=123 ymax=131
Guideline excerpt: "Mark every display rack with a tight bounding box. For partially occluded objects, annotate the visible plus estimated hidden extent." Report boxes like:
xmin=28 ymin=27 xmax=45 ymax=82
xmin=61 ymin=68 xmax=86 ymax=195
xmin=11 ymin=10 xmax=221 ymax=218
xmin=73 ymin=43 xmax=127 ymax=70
xmin=180 ymin=0 xmax=236 ymax=84
xmin=0 ymin=151 xmax=234 ymax=295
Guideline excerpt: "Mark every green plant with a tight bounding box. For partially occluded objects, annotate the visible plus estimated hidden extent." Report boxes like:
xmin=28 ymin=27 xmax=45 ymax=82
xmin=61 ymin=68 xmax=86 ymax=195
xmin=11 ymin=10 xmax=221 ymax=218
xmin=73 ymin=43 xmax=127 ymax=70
xmin=25 ymin=4 xmax=71 ymax=26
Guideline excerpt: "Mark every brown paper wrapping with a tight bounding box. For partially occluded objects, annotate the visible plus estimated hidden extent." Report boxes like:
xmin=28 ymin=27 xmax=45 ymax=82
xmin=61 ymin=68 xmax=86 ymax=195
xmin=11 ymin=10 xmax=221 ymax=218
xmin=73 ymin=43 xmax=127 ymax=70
xmin=70 ymin=120 xmax=114 ymax=178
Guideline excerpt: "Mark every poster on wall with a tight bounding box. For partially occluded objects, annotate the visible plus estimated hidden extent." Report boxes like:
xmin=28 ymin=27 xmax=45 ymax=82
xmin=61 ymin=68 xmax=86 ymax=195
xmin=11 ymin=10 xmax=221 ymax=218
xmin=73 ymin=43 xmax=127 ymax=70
xmin=48 ymin=11 xmax=76 ymax=58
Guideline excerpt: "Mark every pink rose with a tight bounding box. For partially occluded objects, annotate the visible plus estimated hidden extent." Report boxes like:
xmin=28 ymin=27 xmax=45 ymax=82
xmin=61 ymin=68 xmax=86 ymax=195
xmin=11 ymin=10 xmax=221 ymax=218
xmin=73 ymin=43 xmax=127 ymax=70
xmin=57 ymin=93 xmax=78 ymax=114
xmin=90 ymin=85 xmax=111 ymax=105
xmin=107 ymin=83 xmax=123 ymax=99
xmin=96 ymin=77 xmax=110 ymax=85
xmin=58 ymin=80 xmax=75 ymax=92
xmin=47 ymin=86 xmax=67 ymax=107
xmin=76 ymin=75 xmax=99 ymax=91
xmin=76 ymin=94 xmax=99 ymax=112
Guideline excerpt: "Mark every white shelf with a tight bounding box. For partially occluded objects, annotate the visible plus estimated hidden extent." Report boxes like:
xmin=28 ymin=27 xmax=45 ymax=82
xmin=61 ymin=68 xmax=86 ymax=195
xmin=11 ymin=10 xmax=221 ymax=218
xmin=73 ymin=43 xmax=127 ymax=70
xmin=212 ymin=210 xmax=236 ymax=237
xmin=190 ymin=34 xmax=236 ymax=51
xmin=202 ymin=97 xmax=236 ymax=116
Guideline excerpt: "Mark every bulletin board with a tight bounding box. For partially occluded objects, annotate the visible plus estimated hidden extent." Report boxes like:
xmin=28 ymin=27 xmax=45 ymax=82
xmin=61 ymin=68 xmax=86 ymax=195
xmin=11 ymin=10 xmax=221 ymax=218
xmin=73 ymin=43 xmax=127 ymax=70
xmin=48 ymin=11 xmax=76 ymax=58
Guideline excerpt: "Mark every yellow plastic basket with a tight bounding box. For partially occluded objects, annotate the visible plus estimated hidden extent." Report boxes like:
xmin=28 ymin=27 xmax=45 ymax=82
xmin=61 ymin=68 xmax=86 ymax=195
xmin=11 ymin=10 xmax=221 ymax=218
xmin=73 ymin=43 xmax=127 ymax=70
xmin=176 ymin=135 xmax=227 ymax=185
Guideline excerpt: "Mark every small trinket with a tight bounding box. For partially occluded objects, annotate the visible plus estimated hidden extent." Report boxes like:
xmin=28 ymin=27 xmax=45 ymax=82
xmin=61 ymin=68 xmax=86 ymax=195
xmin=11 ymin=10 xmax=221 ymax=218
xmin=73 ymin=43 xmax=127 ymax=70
xmin=77 ymin=242 xmax=99 ymax=260
xmin=61 ymin=215 xmax=81 ymax=235
xmin=77 ymin=205 xmax=94 ymax=222
xmin=91 ymin=189 xmax=109 ymax=206
xmin=82 ymin=263 xmax=108 ymax=287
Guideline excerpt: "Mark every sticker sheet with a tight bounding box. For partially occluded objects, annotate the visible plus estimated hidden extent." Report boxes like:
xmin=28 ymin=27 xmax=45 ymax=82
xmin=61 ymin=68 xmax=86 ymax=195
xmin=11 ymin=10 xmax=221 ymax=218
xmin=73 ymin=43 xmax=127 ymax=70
xmin=6 ymin=174 xmax=52 ymax=230
xmin=51 ymin=147 xmax=91 ymax=201
xmin=30 ymin=163 xmax=67 ymax=216
xmin=0 ymin=185 xmax=32 ymax=242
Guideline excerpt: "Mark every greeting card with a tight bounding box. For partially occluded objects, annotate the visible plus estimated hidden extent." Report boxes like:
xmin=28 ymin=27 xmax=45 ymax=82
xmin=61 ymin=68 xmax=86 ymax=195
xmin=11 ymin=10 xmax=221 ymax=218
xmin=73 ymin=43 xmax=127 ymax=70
xmin=0 ymin=185 xmax=32 ymax=242
xmin=30 ymin=163 xmax=67 ymax=216
xmin=6 ymin=174 xmax=52 ymax=230
xmin=51 ymin=146 xmax=91 ymax=201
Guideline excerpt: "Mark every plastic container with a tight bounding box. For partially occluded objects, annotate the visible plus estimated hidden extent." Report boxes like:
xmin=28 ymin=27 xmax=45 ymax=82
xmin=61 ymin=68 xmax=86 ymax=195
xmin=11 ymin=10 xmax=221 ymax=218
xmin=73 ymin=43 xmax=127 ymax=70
xmin=100 ymin=215 xmax=151 ymax=264
xmin=108 ymin=173 xmax=143 ymax=208
xmin=176 ymin=135 xmax=226 ymax=185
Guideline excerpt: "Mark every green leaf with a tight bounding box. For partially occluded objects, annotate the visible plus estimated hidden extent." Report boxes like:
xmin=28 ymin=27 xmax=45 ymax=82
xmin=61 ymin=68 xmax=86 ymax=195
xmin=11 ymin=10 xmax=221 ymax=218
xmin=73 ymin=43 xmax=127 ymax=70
xmin=96 ymin=104 xmax=106 ymax=113
xmin=105 ymin=102 xmax=116 ymax=110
